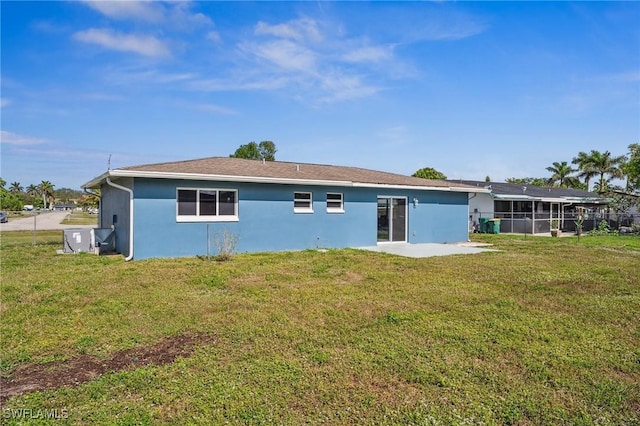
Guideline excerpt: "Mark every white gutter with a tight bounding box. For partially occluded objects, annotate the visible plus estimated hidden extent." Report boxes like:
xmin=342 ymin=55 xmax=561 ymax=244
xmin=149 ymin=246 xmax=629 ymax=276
xmin=106 ymin=177 xmax=134 ymax=262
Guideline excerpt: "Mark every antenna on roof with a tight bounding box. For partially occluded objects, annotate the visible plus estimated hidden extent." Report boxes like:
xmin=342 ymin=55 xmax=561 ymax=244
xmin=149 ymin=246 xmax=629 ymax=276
xmin=262 ymin=158 xmax=265 ymax=165
xmin=296 ymin=164 xmax=300 ymax=172
xmin=108 ymin=154 xmax=111 ymax=170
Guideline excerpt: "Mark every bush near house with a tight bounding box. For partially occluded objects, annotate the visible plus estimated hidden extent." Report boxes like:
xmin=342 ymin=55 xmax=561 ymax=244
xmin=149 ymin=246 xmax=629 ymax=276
xmin=0 ymin=232 xmax=638 ymax=424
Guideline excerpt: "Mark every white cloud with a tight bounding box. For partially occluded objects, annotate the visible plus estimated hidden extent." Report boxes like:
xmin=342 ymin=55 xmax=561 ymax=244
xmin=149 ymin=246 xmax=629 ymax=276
xmin=237 ymin=17 xmax=386 ymax=103
xmin=81 ymin=0 xmax=212 ymax=28
xmin=243 ymin=39 xmax=316 ymax=72
xmin=207 ymin=31 xmax=221 ymax=44
xmin=169 ymin=2 xmax=212 ymax=28
xmin=82 ymin=92 xmax=125 ymax=102
xmin=317 ymin=71 xmax=380 ymax=103
xmin=105 ymin=69 xmax=196 ymax=86
xmin=592 ymin=70 xmax=640 ymax=83
xmin=414 ymin=19 xmax=487 ymax=41
xmin=81 ymin=1 xmax=165 ymax=22
xmin=0 ymin=98 xmax=11 ymax=108
xmin=190 ymin=75 xmax=289 ymax=92
xmin=193 ymin=103 xmax=237 ymax=115
xmin=8 ymin=146 xmax=108 ymax=160
xmin=342 ymin=45 xmax=394 ymax=63
xmin=0 ymin=131 xmax=46 ymax=145
xmin=73 ymin=28 xmax=170 ymax=57
xmin=255 ymin=17 xmax=322 ymax=43
xmin=197 ymin=11 xmax=482 ymax=104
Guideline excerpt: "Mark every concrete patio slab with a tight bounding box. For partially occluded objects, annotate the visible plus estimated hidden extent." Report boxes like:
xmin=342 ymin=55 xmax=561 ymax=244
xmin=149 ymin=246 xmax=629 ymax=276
xmin=357 ymin=243 xmax=498 ymax=258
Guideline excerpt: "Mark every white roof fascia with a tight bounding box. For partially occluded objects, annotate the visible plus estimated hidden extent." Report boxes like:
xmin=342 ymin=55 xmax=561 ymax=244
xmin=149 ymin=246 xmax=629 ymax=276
xmin=82 ymin=171 xmax=110 ymax=189
xmin=107 ymin=170 xmax=349 ymax=187
xmin=562 ymin=197 xmax=607 ymax=204
xmin=83 ymin=169 xmax=488 ymax=193
xmin=351 ymin=182 xmax=488 ymax=192
xmin=491 ymin=193 xmax=601 ymax=203
xmin=492 ymin=194 xmax=537 ymax=200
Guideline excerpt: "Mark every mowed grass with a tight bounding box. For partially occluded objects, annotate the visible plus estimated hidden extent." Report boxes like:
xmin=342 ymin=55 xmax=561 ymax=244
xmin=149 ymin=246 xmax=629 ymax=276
xmin=1 ymin=231 xmax=638 ymax=425
xmin=60 ymin=212 xmax=99 ymax=225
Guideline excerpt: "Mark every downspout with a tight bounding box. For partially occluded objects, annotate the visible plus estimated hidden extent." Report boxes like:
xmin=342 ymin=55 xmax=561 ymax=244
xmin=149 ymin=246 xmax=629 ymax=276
xmin=106 ymin=177 xmax=134 ymax=261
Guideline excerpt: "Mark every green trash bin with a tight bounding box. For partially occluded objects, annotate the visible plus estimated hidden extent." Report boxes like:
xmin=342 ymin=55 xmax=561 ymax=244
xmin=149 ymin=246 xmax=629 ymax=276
xmin=488 ymin=219 xmax=501 ymax=234
xmin=479 ymin=218 xmax=489 ymax=233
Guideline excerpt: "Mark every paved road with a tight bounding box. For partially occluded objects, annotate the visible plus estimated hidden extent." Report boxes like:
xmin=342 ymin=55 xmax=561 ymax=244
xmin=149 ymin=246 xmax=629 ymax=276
xmin=0 ymin=211 xmax=96 ymax=231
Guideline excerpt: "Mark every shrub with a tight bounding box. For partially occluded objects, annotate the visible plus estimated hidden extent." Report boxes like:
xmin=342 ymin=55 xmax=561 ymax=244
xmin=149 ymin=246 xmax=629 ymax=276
xmin=212 ymin=228 xmax=238 ymax=261
xmin=588 ymin=220 xmax=619 ymax=236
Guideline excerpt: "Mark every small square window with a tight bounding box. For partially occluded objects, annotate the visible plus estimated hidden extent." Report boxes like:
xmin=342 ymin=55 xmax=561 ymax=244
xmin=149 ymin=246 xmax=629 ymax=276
xmin=294 ymin=192 xmax=313 ymax=213
xmin=326 ymin=193 xmax=344 ymax=213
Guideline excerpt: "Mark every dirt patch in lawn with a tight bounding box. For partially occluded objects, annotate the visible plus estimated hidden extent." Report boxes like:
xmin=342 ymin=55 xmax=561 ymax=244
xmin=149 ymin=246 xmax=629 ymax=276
xmin=0 ymin=333 xmax=214 ymax=404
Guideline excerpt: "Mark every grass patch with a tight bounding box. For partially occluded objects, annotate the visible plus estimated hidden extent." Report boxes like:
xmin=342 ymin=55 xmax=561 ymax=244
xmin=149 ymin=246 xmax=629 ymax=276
xmin=60 ymin=212 xmax=98 ymax=225
xmin=0 ymin=231 xmax=638 ymax=424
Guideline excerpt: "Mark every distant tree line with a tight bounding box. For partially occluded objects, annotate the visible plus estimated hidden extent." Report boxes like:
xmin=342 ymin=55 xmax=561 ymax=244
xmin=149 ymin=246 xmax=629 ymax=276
xmin=0 ymin=178 xmax=98 ymax=212
xmin=506 ymin=145 xmax=640 ymax=195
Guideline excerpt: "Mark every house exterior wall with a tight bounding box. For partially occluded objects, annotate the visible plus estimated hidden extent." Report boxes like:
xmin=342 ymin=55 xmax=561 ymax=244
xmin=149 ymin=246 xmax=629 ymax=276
xmin=99 ymin=178 xmax=132 ymax=257
xmin=468 ymin=192 xmax=494 ymax=228
xmin=105 ymin=178 xmax=469 ymax=260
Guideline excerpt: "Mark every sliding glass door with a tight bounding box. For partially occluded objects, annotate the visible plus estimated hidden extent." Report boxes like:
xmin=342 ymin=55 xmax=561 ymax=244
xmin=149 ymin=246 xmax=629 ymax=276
xmin=377 ymin=197 xmax=407 ymax=242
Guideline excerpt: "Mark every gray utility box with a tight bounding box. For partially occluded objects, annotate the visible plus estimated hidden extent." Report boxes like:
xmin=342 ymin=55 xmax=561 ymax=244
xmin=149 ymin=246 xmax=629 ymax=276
xmin=62 ymin=228 xmax=115 ymax=254
xmin=94 ymin=228 xmax=115 ymax=254
xmin=62 ymin=228 xmax=94 ymax=254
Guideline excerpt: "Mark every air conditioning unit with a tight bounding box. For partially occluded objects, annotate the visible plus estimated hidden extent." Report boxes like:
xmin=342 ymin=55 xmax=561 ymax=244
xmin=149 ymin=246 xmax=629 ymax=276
xmin=62 ymin=228 xmax=93 ymax=254
xmin=62 ymin=228 xmax=115 ymax=254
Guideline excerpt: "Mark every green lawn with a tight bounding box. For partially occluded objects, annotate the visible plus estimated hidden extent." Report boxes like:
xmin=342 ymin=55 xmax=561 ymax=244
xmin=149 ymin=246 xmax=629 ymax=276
xmin=60 ymin=212 xmax=99 ymax=225
xmin=1 ymin=231 xmax=638 ymax=425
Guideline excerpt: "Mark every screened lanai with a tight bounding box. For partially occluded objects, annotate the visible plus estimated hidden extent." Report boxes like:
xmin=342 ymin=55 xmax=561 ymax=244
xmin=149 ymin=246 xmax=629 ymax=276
xmin=457 ymin=180 xmax=608 ymax=235
xmin=492 ymin=196 xmax=601 ymax=234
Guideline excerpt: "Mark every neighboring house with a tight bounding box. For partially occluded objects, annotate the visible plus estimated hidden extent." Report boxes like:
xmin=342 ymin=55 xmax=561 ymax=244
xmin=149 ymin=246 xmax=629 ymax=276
xmin=53 ymin=203 xmax=78 ymax=211
xmin=453 ymin=180 xmax=608 ymax=234
xmin=82 ymin=157 xmax=487 ymax=260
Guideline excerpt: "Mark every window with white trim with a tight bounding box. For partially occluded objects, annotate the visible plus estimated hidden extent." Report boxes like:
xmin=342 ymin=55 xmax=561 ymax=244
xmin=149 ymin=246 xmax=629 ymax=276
xmin=326 ymin=192 xmax=344 ymax=213
xmin=294 ymin=191 xmax=313 ymax=213
xmin=177 ymin=188 xmax=238 ymax=222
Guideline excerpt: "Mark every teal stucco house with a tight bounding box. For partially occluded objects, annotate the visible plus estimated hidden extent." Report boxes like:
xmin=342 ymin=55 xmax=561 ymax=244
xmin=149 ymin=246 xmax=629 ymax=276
xmin=82 ymin=157 xmax=485 ymax=260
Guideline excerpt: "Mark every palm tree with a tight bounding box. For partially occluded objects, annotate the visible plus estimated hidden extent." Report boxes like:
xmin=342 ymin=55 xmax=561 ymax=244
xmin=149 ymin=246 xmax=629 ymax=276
xmin=79 ymin=189 xmax=100 ymax=209
xmin=545 ymin=161 xmax=579 ymax=188
xmin=38 ymin=180 xmax=55 ymax=209
xmin=588 ymin=150 xmax=626 ymax=195
xmin=9 ymin=182 xmax=23 ymax=194
xmin=572 ymin=151 xmax=597 ymax=191
xmin=26 ymin=184 xmax=38 ymax=198
xmin=572 ymin=150 xmax=626 ymax=194
xmin=622 ymin=143 xmax=640 ymax=193
xmin=592 ymin=177 xmax=613 ymax=195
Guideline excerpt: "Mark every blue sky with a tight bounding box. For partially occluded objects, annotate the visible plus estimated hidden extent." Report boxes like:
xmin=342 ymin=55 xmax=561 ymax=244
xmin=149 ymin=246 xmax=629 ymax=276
xmin=1 ymin=1 xmax=638 ymax=190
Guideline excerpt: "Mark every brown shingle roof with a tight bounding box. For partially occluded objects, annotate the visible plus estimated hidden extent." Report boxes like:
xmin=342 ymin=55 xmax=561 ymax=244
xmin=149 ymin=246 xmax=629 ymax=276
xmin=116 ymin=157 xmax=475 ymax=190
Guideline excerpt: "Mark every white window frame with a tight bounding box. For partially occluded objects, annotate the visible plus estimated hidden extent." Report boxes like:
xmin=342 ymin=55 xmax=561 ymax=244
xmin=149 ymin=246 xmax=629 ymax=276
xmin=176 ymin=188 xmax=239 ymax=222
xmin=294 ymin=191 xmax=313 ymax=214
xmin=326 ymin=192 xmax=344 ymax=213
